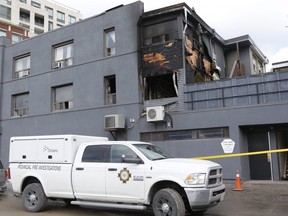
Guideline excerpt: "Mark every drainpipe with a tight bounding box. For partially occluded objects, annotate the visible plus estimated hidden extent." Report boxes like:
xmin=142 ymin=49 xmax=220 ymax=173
xmin=182 ymin=7 xmax=191 ymax=84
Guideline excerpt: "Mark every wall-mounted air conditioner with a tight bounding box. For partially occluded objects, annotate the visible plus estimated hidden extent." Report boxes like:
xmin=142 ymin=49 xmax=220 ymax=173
xmin=147 ymin=106 xmax=165 ymax=122
xmin=104 ymin=114 xmax=125 ymax=130
xmin=52 ymin=61 xmax=63 ymax=69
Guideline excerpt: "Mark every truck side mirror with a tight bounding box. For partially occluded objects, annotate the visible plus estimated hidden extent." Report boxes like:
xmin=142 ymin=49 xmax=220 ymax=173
xmin=121 ymin=157 xmax=143 ymax=164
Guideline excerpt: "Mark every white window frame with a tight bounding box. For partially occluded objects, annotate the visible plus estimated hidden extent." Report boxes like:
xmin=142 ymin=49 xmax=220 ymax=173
xmin=105 ymin=28 xmax=116 ymax=57
xmin=14 ymin=54 xmax=30 ymax=79
xmin=52 ymin=41 xmax=74 ymax=68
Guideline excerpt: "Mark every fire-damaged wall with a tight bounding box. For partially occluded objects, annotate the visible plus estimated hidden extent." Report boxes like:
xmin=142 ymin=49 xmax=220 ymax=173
xmin=142 ymin=40 xmax=182 ymax=100
xmin=142 ymin=25 xmax=220 ymax=99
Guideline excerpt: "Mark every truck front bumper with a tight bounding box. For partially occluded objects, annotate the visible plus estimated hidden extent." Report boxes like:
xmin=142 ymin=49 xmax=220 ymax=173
xmin=184 ymin=184 xmax=225 ymax=211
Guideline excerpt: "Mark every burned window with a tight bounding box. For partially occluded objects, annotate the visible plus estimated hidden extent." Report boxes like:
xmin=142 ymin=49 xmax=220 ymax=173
xmin=143 ymin=20 xmax=178 ymax=46
xmin=104 ymin=75 xmax=116 ymax=105
xmin=144 ymin=73 xmax=178 ymax=100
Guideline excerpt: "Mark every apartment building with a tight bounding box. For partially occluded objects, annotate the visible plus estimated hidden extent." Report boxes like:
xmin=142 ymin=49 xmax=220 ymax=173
xmin=0 ymin=0 xmax=81 ymax=42
xmin=1 ymin=1 xmax=288 ymax=181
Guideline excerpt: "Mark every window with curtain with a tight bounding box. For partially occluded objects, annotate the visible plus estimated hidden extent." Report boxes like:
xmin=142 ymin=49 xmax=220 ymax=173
xmin=14 ymin=55 xmax=30 ymax=78
xmin=53 ymin=41 xmax=73 ymax=68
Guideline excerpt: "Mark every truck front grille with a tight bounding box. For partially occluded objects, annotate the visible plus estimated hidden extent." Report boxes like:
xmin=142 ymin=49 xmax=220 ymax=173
xmin=207 ymin=167 xmax=223 ymax=187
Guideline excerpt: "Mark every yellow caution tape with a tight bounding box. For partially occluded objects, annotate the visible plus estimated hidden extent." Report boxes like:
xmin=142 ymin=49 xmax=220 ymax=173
xmin=194 ymin=148 xmax=288 ymax=160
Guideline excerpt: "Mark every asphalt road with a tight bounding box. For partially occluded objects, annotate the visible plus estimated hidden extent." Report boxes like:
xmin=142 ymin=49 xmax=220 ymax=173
xmin=1 ymin=181 xmax=288 ymax=216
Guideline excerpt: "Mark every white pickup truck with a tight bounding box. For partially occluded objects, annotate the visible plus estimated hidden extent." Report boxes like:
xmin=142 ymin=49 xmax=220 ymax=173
xmin=9 ymin=135 xmax=225 ymax=216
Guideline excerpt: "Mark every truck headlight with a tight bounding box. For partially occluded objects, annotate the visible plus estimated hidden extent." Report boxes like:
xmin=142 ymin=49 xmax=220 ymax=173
xmin=185 ymin=173 xmax=206 ymax=185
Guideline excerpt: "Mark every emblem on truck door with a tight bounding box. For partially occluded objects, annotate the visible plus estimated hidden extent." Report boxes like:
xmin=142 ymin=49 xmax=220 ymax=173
xmin=118 ymin=168 xmax=131 ymax=183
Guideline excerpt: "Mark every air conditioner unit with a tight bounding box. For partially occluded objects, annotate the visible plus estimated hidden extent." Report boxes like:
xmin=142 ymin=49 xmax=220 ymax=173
xmin=147 ymin=106 xmax=165 ymax=122
xmin=104 ymin=114 xmax=125 ymax=130
xmin=52 ymin=61 xmax=63 ymax=69
xmin=17 ymin=69 xmax=30 ymax=78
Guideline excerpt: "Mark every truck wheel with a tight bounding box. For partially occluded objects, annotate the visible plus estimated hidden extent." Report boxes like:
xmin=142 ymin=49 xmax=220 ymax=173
xmin=22 ymin=183 xmax=47 ymax=212
xmin=153 ymin=188 xmax=185 ymax=216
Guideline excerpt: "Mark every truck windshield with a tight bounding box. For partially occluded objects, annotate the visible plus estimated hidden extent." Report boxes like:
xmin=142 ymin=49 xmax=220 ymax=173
xmin=133 ymin=144 xmax=173 ymax=160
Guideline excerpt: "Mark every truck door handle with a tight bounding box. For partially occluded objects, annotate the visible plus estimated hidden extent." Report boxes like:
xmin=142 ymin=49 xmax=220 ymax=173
xmin=108 ymin=168 xmax=117 ymax=171
xmin=76 ymin=167 xmax=84 ymax=171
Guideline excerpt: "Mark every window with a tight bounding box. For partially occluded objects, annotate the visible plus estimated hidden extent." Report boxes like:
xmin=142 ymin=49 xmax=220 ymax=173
xmin=144 ymin=73 xmax=178 ymax=100
xmin=104 ymin=28 xmax=115 ymax=56
xmin=45 ymin=6 xmax=53 ymax=19
xmin=0 ymin=0 xmax=11 ymax=5
xmin=140 ymin=128 xmax=229 ymax=142
xmin=143 ymin=20 xmax=178 ymax=46
xmin=31 ymin=1 xmax=41 ymax=8
xmin=110 ymin=145 xmax=138 ymax=163
xmin=0 ymin=5 xmax=11 ymax=20
xmin=52 ymin=41 xmax=73 ymax=68
xmin=34 ymin=28 xmax=44 ymax=35
xmin=82 ymin=145 xmax=109 ymax=162
xmin=12 ymin=33 xmax=22 ymax=44
xmin=52 ymin=84 xmax=73 ymax=111
xmin=34 ymin=14 xmax=44 ymax=27
xmin=48 ymin=21 xmax=53 ymax=31
xmin=19 ymin=9 xmax=30 ymax=22
xmin=144 ymin=32 xmax=177 ymax=46
xmin=12 ymin=93 xmax=29 ymax=117
xmin=68 ymin=15 xmax=76 ymax=24
xmin=104 ymin=75 xmax=116 ymax=105
xmin=57 ymin=11 xmax=65 ymax=23
xmin=14 ymin=54 xmax=30 ymax=78
xmin=0 ymin=29 xmax=6 ymax=37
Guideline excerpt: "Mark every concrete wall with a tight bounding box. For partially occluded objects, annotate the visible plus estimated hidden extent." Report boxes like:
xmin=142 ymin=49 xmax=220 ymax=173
xmin=0 ymin=1 xmax=144 ymax=166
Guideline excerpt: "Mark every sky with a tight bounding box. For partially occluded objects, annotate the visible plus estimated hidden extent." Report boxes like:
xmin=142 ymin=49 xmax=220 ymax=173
xmin=55 ymin=0 xmax=288 ymax=71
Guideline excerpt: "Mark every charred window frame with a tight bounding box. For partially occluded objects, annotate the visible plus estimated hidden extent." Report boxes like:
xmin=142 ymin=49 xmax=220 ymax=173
xmin=144 ymin=72 xmax=178 ymax=100
xmin=144 ymin=31 xmax=178 ymax=46
xmin=104 ymin=27 xmax=116 ymax=57
xmin=143 ymin=20 xmax=179 ymax=47
xmin=104 ymin=75 xmax=116 ymax=105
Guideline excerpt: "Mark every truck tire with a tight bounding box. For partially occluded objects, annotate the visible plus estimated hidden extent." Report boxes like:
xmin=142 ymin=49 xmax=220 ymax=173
xmin=22 ymin=183 xmax=48 ymax=212
xmin=153 ymin=188 xmax=185 ymax=216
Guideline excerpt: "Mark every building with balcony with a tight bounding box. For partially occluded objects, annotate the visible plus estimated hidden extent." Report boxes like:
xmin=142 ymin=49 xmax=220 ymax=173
xmin=0 ymin=0 xmax=82 ymax=43
xmin=0 ymin=1 xmax=287 ymax=181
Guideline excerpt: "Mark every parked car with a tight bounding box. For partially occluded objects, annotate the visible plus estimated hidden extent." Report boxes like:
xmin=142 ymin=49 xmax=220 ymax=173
xmin=0 ymin=159 xmax=7 ymax=194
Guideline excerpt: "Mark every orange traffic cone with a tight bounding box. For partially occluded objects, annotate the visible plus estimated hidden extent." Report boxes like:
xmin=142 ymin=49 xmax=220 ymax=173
xmin=233 ymin=170 xmax=244 ymax=191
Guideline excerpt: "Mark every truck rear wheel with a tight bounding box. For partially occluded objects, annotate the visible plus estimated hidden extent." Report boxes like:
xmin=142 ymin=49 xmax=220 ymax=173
xmin=22 ymin=183 xmax=47 ymax=212
xmin=153 ymin=188 xmax=185 ymax=216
